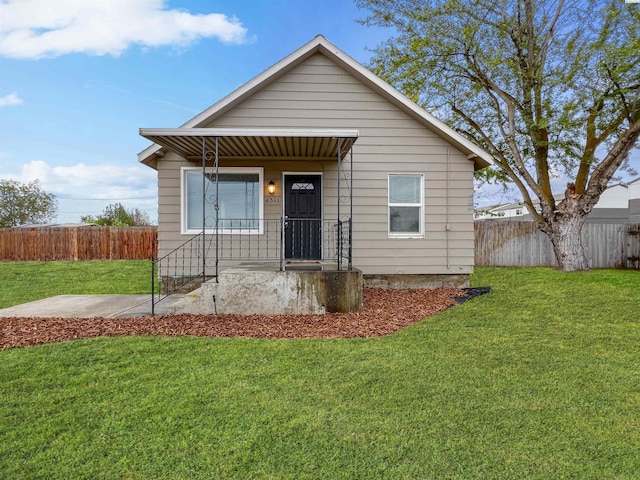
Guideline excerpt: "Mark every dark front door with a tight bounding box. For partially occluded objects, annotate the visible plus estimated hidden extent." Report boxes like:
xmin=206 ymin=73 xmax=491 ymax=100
xmin=284 ymin=175 xmax=322 ymax=260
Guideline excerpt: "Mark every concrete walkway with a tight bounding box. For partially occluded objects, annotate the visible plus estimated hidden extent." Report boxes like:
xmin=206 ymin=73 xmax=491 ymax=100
xmin=0 ymin=294 xmax=185 ymax=318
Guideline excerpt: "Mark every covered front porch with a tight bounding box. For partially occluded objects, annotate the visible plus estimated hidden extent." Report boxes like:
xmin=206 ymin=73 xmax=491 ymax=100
xmin=139 ymin=127 xmax=359 ymax=314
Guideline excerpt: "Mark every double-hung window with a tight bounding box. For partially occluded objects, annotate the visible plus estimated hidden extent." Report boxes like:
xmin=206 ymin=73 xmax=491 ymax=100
xmin=388 ymin=174 xmax=424 ymax=237
xmin=182 ymin=167 xmax=263 ymax=234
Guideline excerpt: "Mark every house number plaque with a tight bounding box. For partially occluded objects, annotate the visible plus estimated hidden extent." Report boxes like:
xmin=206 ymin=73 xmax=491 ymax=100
xmin=265 ymin=196 xmax=281 ymax=204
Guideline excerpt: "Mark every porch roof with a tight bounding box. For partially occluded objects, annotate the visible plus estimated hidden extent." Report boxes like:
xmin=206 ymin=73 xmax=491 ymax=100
xmin=139 ymin=127 xmax=358 ymax=161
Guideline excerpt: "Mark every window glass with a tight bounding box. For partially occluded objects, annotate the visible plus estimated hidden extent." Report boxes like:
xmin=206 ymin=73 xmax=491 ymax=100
xmin=388 ymin=174 xmax=423 ymax=236
xmin=390 ymin=206 xmax=420 ymax=233
xmin=389 ymin=175 xmax=421 ymax=203
xmin=185 ymin=170 xmax=261 ymax=232
xmin=291 ymin=182 xmax=314 ymax=190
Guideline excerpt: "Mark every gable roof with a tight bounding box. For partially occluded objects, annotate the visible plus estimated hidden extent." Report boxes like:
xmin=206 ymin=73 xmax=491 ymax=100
xmin=138 ymin=35 xmax=494 ymax=170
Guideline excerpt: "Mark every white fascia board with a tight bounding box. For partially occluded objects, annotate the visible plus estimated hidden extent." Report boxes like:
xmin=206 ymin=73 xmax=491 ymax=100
xmin=138 ymin=143 xmax=161 ymax=161
xmin=139 ymin=127 xmax=359 ymax=138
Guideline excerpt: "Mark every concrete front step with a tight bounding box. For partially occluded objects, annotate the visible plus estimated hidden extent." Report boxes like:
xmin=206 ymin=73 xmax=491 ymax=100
xmin=166 ymin=287 xmax=204 ymax=315
xmin=168 ymin=267 xmax=363 ymax=315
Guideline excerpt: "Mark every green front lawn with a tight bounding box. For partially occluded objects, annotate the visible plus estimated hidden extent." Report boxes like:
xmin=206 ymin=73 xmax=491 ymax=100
xmin=1 ymin=266 xmax=639 ymax=478
xmin=0 ymin=260 xmax=152 ymax=308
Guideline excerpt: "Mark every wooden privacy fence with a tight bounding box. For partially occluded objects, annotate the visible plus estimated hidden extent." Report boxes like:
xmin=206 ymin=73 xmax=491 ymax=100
xmin=475 ymin=221 xmax=640 ymax=269
xmin=0 ymin=226 xmax=157 ymax=261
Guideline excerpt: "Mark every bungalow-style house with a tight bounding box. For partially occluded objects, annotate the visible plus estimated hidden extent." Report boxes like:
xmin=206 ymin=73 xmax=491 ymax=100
xmin=138 ymin=35 xmax=493 ymax=314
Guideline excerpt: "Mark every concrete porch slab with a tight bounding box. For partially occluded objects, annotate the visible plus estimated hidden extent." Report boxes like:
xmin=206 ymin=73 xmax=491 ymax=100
xmin=0 ymin=294 xmax=184 ymax=318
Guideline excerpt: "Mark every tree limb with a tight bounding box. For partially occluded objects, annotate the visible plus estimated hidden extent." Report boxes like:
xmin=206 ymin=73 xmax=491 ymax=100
xmin=585 ymin=117 xmax=640 ymax=201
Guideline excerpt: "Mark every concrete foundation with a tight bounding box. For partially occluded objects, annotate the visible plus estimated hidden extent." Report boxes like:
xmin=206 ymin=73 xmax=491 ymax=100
xmin=364 ymin=273 xmax=469 ymax=289
xmin=170 ymin=265 xmax=363 ymax=315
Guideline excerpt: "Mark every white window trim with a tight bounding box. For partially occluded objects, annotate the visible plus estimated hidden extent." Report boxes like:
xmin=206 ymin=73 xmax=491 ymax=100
xmin=181 ymin=166 xmax=264 ymax=235
xmin=388 ymin=173 xmax=425 ymax=238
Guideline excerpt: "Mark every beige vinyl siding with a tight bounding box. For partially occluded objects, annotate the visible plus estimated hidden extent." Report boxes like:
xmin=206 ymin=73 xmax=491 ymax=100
xmin=156 ymin=53 xmax=476 ymax=275
xmin=156 ymin=152 xmax=183 ymax=258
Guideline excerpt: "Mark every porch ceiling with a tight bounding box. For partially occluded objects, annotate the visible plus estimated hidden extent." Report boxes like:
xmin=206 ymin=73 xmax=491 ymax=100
xmin=139 ymin=128 xmax=358 ymax=160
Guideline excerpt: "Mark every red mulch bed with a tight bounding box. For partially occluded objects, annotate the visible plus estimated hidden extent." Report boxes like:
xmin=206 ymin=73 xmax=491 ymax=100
xmin=0 ymin=287 xmax=465 ymax=349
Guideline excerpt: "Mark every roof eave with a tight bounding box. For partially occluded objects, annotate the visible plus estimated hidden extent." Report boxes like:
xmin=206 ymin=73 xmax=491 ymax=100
xmin=467 ymin=154 xmax=492 ymax=171
xmin=138 ymin=144 xmax=161 ymax=169
xmin=139 ymin=127 xmax=359 ymax=138
xmin=139 ymin=127 xmax=359 ymax=160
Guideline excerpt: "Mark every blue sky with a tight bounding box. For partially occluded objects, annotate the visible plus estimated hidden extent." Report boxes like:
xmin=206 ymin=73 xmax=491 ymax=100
xmin=0 ymin=0 xmax=392 ymax=223
xmin=0 ymin=0 xmax=638 ymax=223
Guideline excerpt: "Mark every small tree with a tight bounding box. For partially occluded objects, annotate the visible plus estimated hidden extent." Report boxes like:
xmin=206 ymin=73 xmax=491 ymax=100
xmin=82 ymin=203 xmax=133 ymax=226
xmin=358 ymin=0 xmax=640 ymax=271
xmin=0 ymin=179 xmax=58 ymax=227
xmin=128 ymin=207 xmax=152 ymax=226
xmin=81 ymin=203 xmax=151 ymax=226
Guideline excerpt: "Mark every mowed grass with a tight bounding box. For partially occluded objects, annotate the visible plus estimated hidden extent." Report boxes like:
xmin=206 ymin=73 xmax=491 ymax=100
xmin=0 ymin=260 xmax=152 ymax=308
xmin=1 ymin=265 xmax=639 ymax=478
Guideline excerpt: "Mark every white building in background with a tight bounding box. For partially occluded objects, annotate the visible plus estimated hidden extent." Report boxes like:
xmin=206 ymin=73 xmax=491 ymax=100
xmin=475 ymin=180 xmax=640 ymax=224
xmin=474 ymin=201 xmax=527 ymax=220
xmin=629 ymin=178 xmax=640 ymax=223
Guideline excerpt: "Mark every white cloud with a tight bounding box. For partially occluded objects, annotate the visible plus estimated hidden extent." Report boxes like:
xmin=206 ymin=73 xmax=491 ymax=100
xmin=4 ymin=160 xmax=158 ymax=223
xmin=0 ymin=92 xmax=23 ymax=106
xmin=0 ymin=0 xmax=250 ymax=59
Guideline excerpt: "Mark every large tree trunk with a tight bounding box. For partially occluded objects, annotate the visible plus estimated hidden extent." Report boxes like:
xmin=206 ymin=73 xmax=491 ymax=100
xmin=536 ymin=182 xmax=591 ymax=272
xmin=544 ymin=215 xmax=589 ymax=271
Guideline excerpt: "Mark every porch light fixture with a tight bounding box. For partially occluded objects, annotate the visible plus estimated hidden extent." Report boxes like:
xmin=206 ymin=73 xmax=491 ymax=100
xmin=267 ymin=180 xmax=276 ymax=195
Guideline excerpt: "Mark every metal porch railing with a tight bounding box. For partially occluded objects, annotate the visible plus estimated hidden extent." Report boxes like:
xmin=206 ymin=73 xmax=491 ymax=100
xmin=210 ymin=218 xmax=352 ymax=268
xmin=151 ymin=232 xmax=209 ymax=314
xmin=151 ymin=218 xmax=352 ymax=314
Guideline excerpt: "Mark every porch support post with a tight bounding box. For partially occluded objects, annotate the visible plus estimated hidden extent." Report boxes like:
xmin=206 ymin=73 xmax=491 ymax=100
xmin=215 ymin=137 xmax=220 ymax=282
xmin=337 ymin=137 xmax=342 ymax=271
xmin=202 ymin=137 xmax=206 ymax=286
xmin=349 ymin=138 xmax=354 ymax=271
